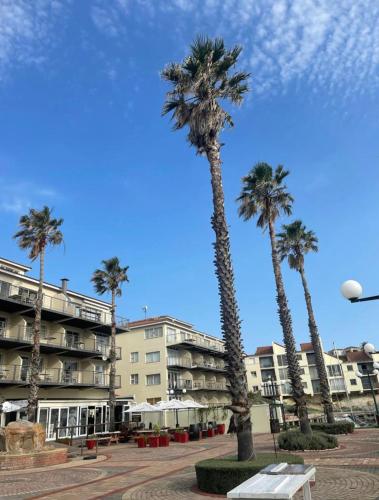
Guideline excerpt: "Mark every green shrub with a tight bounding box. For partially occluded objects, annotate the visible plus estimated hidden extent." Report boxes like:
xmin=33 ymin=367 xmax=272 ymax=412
xmin=195 ymin=453 xmax=304 ymax=494
xmin=278 ymin=430 xmax=338 ymax=451
xmin=311 ymin=421 xmax=354 ymax=434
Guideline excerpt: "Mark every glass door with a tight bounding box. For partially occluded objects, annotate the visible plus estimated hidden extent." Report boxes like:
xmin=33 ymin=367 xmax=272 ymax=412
xmin=20 ymin=356 xmax=30 ymax=382
xmin=38 ymin=408 xmax=49 ymax=436
xmin=62 ymin=360 xmax=78 ymax=383
xmin=96 ymin=335 xmax=109 ymax=356
xmin=80 ymin=407 xmax=88 ymax=436
xmin=59 ymin=408 xmax=68 ymax=438
xmin=0 ymin=317 xmax=6 ymax=337
xmin=68 ymin=407 xmax=78 ymax=437
xmin=49 ymin=408 xmax=59 ymax=439
xmin=94 ymin=364 xmax=104 ymax=385
xmin=95 ymin=406 xmax=103 ymax=433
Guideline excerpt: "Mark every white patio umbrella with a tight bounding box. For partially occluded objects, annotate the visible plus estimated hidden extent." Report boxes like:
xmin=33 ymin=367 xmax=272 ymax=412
xmin=125 ymin=402 xmax=160 ymax=413
xmin=181 ymin=399 xmax=208 ymax=426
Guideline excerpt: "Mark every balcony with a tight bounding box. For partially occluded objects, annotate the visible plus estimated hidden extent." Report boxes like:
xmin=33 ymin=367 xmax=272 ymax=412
xmin=168 ymin=378 xmax=228 ymax=392
xmin=0 ymin=365 xmax=120 ymax=388
xmin=0 ymin=279 xmax=128 ymax=335
xmin=166 ymin=332 xmax=225 ymax=356
xmin=167 ymin=357 xmax=226 ymax=373
xmin=0 ymin=327 xmax=121 ymax=360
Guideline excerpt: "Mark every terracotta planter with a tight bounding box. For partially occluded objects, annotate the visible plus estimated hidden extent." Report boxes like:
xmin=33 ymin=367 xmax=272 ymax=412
xmin=148 ymin=436 xmax=159 ymax=448
xmin=207 ymin=428 xmax=215 ymax=437
xmin=137 ymin=437 xmax=147 ymax=448
xmin=86 ymin=439 xmax=96 ymax=450
xmin=159 ymin=435 xmax=170 ymax=447
xmin=217 ymin=424 xmax=225 ymax=435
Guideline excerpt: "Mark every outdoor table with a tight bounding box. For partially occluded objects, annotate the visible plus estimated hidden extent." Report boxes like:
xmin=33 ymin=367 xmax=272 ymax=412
xmin=227 ymin=463 xmax=316 ymax=500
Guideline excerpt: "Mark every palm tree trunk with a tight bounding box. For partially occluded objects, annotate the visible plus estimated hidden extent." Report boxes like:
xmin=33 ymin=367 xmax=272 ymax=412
xmin=28 ymin=248 xmax=44 ymax=422
xmin=299 ymin=266 xmax=334 ymax=424
xmin=206 ymin=139 xmax=254 ymax=461
xmin=109 ymin=290 xmax=116 ymax=432
xmin=267 ymin=220 xmax=311 ymax=435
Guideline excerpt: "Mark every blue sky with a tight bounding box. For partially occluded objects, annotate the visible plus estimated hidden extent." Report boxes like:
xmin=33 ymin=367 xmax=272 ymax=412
xmin=0 ymin=0 xmax=378 ymax=354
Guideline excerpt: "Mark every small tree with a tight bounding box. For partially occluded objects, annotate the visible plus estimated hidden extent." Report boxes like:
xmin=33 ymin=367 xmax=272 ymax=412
xmin=14 ymin=206 xmax=63 ymax=421
xmin=92 ymin=257 xmax=129 ymax=431
xmin=237 ymin=163 xmax=311 ymax=435
xmin=277 ymin=220 xmax=334 ymax=423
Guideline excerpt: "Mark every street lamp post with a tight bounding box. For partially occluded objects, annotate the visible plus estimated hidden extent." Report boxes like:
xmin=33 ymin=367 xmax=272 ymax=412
xmin=341 ymin=281 xmax=379 ymax=426
xmin=166 ymin=387 xmax=187 ymax=427
xmin=355 ymin=343 xmax=379 ymax=427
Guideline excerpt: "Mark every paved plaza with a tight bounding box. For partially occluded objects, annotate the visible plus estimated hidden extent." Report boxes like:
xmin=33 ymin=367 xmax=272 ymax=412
xmin=0 ymin=429 xmax=378 ymax=499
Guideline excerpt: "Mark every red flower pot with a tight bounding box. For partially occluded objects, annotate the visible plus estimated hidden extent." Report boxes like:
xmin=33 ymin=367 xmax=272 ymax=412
xmin=217 ymin=424 xmax=226 ymax=435
xmin=86 ymin=439 xmax=96 ymax=450
xmin=148 ymin=436 xmax=159 ymax=448
xmin=159 ymin=435 xmax=170 ymax=447
xmin=137 ymin=437 xmax=147 ymax=448
xmin=207 ymin=428 xmax=215 ymax=437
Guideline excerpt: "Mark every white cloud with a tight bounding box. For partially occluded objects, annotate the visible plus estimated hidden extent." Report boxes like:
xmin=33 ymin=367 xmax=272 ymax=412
xmin=0 ymin=0 xmax=67 ymax=80
xmin=0 ymin=181 xmax=59 ymax=214
xmin=90 ymin=0 xmax=379 ymax=99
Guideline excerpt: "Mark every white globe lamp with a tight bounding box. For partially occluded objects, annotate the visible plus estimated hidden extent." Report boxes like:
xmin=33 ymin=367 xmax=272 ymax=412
xmin=363 ymin=342 xmax=376 ymax=355
xmin=341 ymin=280 xmax=363 ymax=300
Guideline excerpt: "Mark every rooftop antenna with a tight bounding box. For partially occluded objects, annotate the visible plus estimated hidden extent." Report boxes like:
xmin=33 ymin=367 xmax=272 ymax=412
xmin=142 ymin=305 xmax=148 ymax=319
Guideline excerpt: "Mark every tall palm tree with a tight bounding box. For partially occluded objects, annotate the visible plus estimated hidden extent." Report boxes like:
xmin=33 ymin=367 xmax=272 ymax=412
xmin=161 ymin=36 xmax=254 ymax=460
xmin=237 ymin=163 xmax=311 ymax=435
xmin=277 ymin=220 xmax=335 ymax=423
xmin=14 ymin=206 xmax=63 ymax=422
xmin=92 ymin=257 xmax=129 ymax=432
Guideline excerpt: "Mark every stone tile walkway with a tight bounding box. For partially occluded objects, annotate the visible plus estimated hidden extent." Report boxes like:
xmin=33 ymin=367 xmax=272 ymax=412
xmin=0 ymin=429 xmax=378 ymax=499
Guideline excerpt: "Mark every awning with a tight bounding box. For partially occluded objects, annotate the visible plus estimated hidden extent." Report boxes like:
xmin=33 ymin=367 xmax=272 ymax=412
xmin=0 ymin=400 xmax=28 ymax=413
xmin=125 ymin=402 xmax=162 ymax=413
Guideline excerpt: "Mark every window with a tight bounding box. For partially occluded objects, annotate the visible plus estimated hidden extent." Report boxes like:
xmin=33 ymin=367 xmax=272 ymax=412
xmin=309 ymin=366 xmax=319 ymax=379
xmin=296 ymin=354 xmax=302 ymax=361
xmin=327 ymin=364 xmax=342 ymax=377
xmin=302 ymin=381 xmax=308 ymax=388
xmin=277 ymin=354 xmax=288 ymax=366
xmin=279 ymin=367 xmax=289 ymax=380
xmin=147 ymin=397 xmax=162 ymax=405
xmin=166 ymin=327 xmax=176 ymax=336
xmin=26 ymin=322 xmax=47 ymax=340
xmin=350 ymin=379 xmax=357 ymax=386
xmin=311 ymin=379 xmax=321 ymax=393
xmin=347 ymin=365 xmax=353 ymax=372
xmin=146 ymin=351 xmax=160 ymax=363
xmin=261 ymin=369 xmax=276 ymax=382
xmin=329 ymin=378 xmax=345 ymax=391
xmin=251 ymin=371 xmax=257 ymax=377
xmin=299 ymin=368 xmax=305 ymax=375
xmin=253 ymin=386 xmax=259 ymax=392
xmin=130 ymin=352 xmax=139 ymax=363
xmin=0 ymin=317 xmax=6 ymax=337
xmin=259 ymin=357 xmax=274 ymax=368
xmin=66 ymin=331 xmax=79 ymax=348
xmin=130 ymin=374 xmax=139 ymax=385
xmin=306 ymin=353 xmax=316 ymax=365
xmin=144 ymin=327 xmax=163 ymax=339
xmin=146 ymin=374 xmax=161 ymax=385
xmin=282 ymin=382 xmax=292 ymax=395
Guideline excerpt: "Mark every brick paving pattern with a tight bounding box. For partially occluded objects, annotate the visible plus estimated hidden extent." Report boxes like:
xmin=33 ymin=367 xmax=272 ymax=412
xmin=0 ymin=429 xmax=377 ymax=499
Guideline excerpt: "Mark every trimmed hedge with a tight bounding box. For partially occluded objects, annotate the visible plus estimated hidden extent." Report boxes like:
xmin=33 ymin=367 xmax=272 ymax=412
xmin=278 ymin=430 xmax=338 ymax=451
xmin=195 ymin=453 xmax=304 ymax=494
xmin=311 ymin=421 xmax=354 ymax=435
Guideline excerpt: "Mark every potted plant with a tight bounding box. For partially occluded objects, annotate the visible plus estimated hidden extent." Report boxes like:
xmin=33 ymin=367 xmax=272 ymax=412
xmin=176 ymin=428 xmax=189 ymax=443
xmin=136 ymin=435 xmax=147 ymax=448
xmin=217 ymin=423 xmax=226 ymax=435
xmin=159 ymin=431 xmax=170 ymax=447
xmin=86 ymin=435 xmax=96 ymax=450
xmin=207 ymin=425 xmax=215 ymax=437
xmin=148 ymin=424 xmax=160 ymax=447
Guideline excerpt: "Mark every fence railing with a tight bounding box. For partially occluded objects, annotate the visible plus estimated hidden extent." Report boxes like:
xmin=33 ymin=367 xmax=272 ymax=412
xmin=0 ymin=326 xmax=121 ymax=359
xmin=167 ymin=357 xmax=226 ymax=371
xmin=0 ymin=278 xmax=128 ymax=328
xmin=0 ymin=364 xmax=120 ymax=387
xmin=166 ymin=332 xmax=225 ymax=354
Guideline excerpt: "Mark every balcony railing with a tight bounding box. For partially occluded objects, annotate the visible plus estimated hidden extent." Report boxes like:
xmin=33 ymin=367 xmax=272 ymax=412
xmin=168 ymin=378 xmax=228 ymax=391
xmin=0 ymin=279 xmax=128 ymax=329
xmin=167 ymin=358 xmax=226 ymax=371
xmin=166 ymin=332 xmax=225 ymax=354
xmin=0 ymin=327 xmax=121 ymax=359
xmin=0 ymin=365 xmax=120 ymax=388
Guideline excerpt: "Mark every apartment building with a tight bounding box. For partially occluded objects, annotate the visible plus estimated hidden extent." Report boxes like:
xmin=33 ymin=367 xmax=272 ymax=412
xmin=0 ymin=257 xmax=130 ymax=439
xmin=116 ymin=316 xmax=230 ymax=407
xmin=245 ymin=341 xmax=379 ymax=399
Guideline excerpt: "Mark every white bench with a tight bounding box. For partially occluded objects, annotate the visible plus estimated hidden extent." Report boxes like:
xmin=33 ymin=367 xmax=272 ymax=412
xmin=227 ymin=463 xmax=316 ymax=500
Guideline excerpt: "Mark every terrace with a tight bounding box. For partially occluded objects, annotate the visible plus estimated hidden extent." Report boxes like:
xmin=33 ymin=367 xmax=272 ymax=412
xmin=166 ymin=331 xmax=225 ymax=356
xmin=0 ymin=278 xmax=129 ymax=335
xmin=0 ymin=364 xmax=120 ymax=388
